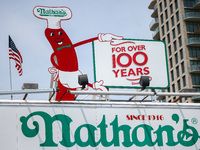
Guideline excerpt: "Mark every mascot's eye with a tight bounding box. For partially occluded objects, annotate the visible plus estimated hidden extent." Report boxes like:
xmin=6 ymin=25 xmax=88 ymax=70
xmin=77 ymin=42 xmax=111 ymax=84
xmin=58 ymin=31 xmax=62 ymax=35
xmin=50 ymin=32 xmax=54 ymax=36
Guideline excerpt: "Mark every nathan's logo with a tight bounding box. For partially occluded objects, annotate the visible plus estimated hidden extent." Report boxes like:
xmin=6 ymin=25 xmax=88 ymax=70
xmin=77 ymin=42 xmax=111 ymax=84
xmin=20 ymin=112 xmax=200 ymax=148
xmin=37 ymin=8 xmax=67 ymax=17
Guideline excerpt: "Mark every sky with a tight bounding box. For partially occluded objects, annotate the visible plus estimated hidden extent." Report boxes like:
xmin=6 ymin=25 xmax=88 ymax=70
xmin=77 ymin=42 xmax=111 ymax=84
xmin=0 ymin=0 xmax=153 ymax=100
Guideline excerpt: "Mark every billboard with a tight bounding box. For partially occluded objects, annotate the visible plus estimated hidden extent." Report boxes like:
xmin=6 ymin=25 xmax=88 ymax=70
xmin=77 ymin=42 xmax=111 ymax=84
xmin=0 ymin=101 xmax=200 ymax=149
xmin=93 ymin=39 xmax=169 ymax=89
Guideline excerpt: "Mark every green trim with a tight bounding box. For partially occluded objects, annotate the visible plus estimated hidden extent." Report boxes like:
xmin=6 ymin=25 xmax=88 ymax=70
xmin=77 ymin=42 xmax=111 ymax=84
xmin=92 ymin=41 xmax=97 ymax=82
xmin=92 ymin=39 xmax=170 ymax=90
xmin=162 ymin=40 xmax=170 ymax=89
xmin=57 ymin=45 xmax=71 ymax=51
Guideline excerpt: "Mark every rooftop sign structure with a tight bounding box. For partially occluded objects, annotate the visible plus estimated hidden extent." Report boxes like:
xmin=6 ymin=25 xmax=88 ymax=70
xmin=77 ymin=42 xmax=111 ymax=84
xmin=93 ymin=39 xmax=169 ymax=89
xmin=1 ymin=101 xmax=200 ymax=149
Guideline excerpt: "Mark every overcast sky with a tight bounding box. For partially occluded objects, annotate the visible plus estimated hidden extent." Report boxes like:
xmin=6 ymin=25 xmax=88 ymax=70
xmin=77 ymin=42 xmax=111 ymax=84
xmin=0 ymin=0 xmax=153 ymax=100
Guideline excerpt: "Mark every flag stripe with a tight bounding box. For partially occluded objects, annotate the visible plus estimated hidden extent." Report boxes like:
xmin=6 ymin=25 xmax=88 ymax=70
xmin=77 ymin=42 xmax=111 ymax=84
xmin=9 ymin=49 xmax=22 ymax=64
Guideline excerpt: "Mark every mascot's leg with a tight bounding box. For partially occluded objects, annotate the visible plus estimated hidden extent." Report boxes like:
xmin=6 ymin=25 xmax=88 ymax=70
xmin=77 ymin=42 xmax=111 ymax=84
xmin=55 ymin=80 xmax=75 ymax=101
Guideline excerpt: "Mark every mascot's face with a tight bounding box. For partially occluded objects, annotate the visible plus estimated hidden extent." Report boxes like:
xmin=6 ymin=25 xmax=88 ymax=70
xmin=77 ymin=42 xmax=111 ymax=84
xmin=45 ymin=28 xmax=71 ymax=50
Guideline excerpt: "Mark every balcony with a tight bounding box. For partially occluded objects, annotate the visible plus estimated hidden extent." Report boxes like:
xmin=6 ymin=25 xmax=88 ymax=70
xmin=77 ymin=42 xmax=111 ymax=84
xmin=192 ymin=87 xmax=200 ymax=100
xmin=189 ymin=49 xmax=200 ymax=59
xmin=194 ymin=24 xmax=200 ymax=34
xmin=151 ymin=4 xmax=158 ymax=18
xmin=192 ymin=95 xmax=200 ymax=100
xmin=193 ymin=0 xmax=200 ymax=9
xmin=148 ymin=0 xmax=156 ymax=9
xmin=149 ymin=18 xmax=159 ymax=31
xmin=183 ymin=12 xmax=200 ymax=21
xmin=186 ymin=37 xmax=200 ymax=46
xmin=152 ymin=26 xmax=160 ymax=40
xmin=189 ymin=65 xmax=200 ymax=73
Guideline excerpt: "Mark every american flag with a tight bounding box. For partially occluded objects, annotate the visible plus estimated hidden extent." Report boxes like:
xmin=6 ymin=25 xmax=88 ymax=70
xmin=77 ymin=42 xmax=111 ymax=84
xmin=9 ymin=36 xmax=23 ymax=76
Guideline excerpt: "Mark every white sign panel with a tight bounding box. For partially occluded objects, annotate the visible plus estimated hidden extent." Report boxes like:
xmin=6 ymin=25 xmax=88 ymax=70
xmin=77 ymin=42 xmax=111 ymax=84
xmin=0 ymin=101 xmax=200 ymax=150
xmin=92 ymin=39 xmax=169 ymax=89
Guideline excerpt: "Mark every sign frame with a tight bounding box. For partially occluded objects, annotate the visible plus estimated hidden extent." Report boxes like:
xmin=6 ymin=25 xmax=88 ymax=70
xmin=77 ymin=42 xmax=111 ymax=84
xmin=92 ymin=39 xmax=170 ymax=89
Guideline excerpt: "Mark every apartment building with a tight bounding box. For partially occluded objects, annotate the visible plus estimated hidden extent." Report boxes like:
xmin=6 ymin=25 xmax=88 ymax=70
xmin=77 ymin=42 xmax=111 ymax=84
xmin=149 ymin=0 xmax=200 ymax=102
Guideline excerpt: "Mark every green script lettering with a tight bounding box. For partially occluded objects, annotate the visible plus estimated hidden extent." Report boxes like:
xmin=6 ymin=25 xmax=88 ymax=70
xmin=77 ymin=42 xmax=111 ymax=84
xmin=20 ymin=112 xmax=200 ymax=148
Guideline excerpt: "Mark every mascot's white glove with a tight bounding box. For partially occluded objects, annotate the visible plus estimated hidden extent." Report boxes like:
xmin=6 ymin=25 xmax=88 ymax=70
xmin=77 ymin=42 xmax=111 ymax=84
xmin=93 ymin=80 xmax=108 ymax=91
xmin=98 ymin=33 xmax=123 ymax=42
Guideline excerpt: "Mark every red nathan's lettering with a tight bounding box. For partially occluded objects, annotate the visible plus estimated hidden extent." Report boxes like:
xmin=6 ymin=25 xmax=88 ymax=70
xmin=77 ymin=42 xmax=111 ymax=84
xmin=126 ymin=115 xmax=164 ymax=121
xmin=111 ymin=45 xmax=146 ymax=53
xmin=148 ymin=115 xmax=164 ymax=120
xmin=112 ymin=47 xmax=126 ymax=53
xmin=127 ymin=45 xmax=146 ymax=51
xmin=112 ymin=67 xmax=149 ymax=78
xmin=126 ymin=115 xmax=145 ymax=120
xmin=112 ymin=52 xmax=148 ymax=68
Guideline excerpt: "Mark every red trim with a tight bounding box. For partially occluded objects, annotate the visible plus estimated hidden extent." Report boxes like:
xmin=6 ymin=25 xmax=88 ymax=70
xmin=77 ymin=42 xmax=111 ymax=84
xmin=73 ymin=37 xmax=98 ymax=47
xmin=110 ymin=41 xmax=135 ymax=46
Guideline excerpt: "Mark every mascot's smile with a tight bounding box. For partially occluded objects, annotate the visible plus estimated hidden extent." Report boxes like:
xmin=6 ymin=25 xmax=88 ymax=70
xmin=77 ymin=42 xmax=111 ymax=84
xmin=56 ymin=39 xmax=63 ymax=45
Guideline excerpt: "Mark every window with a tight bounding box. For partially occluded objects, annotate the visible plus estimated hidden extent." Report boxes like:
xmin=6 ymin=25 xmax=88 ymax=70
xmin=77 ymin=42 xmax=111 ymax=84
xmin=162 ymin=26 xmax=165 ymax=36
xmin=176 ymin=65 xmax=180 ymax=77
xmin=168 ymin=87 xmax=170 ymax=92
xmin=180 ymin=49 xmax=184 ymax=59
xmin=177 ymin=24 xmax=181 ymax=34
xmin=159 ymin=3 xmax=163 ymax=12
xmin=172 ymin=28 xmax=176 ymax=39
xmin=164 ymin=0 xmax=167 ymax=7
xmin=175 ymin=0 xmax=178 ymax=9
xmin=178 ymin=80 xmax=181 ymax=90
xmin=176 ymin=11 xmax=179 ymax=22
xmin=172 ymin=84 xmax=175 ymax=92
xmin=175 ymin=53 xmax=178 ymax=64
xmin=171 ymin=16 xmax=174 ymax=27
xmin=174 ymin=41 xmax=177 ymax=51
xmin=182 ymin=76 xmax=186 ymax=87
xmin=168 ymin=45 xmax=172 ymax=56
xmin=165 ymin=10 xmax=168 ymax=20
xmin=161 ymin=14 xmax=164 ymax=24
xmin=167 ymin=33 xmax=170 ymax=43
xmin=162 ymin=37 xmax=166 ymax=43
xmin=170 ymin=58 xmax=173 ymax=68
xmin=171 ymin=70 xmax=174 ymax=81
xmin=179 ymin=36 xmax=182 ymax=47
xmin=166 ymin=21 xmax=169 ymax=31
xmin=181 ymin=62 xmax=185 ymax=73
xmin=170 ymin=4 xmax=173 ymax=14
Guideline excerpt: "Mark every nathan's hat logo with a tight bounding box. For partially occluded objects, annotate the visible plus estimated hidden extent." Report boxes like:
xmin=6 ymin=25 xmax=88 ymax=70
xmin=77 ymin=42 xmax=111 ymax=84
xmin=33 ymin=6 xmax=72 ymax=29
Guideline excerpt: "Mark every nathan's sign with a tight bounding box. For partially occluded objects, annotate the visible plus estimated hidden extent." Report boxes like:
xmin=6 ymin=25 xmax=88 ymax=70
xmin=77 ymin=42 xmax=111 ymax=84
xmin=20 ymin=112 xmax=200 ymax=148
xmin=0 ymin=102 xmax=200 ymax=149
xmin=92 ymin=39 xmax=169 ymax=89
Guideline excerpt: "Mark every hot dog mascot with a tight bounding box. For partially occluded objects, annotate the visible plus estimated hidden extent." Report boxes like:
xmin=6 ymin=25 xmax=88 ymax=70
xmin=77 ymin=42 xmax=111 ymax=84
xmin=33 ymin=6 xmax=123 ymax=101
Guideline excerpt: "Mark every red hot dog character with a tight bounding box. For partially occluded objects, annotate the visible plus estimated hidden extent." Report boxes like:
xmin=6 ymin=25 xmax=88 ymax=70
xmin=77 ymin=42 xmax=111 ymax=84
xmin=33 ymin=6 xmax=123 ymax=101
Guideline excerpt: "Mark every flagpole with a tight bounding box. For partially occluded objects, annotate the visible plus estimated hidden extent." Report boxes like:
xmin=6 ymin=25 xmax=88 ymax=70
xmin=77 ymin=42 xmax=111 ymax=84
xmin=9 ymin=48 xmax=13 ymax=100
